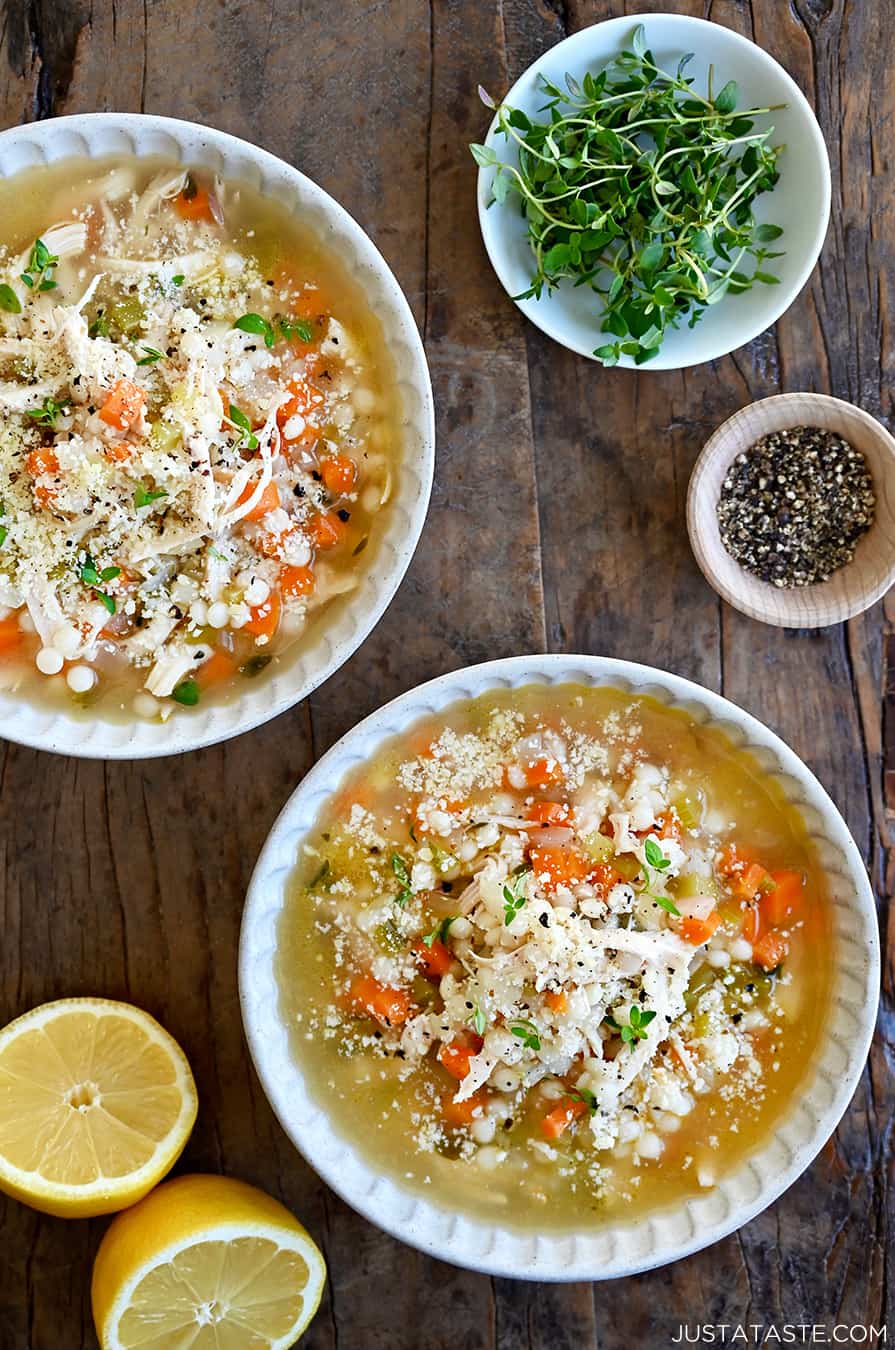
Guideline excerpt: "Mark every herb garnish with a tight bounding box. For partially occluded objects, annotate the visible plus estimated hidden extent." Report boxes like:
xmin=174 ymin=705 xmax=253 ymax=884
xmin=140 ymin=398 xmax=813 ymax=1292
xmin=502 ymin=867 xmax=530 ymax=926
xmin=391 ymin=852 xmax=413 ymax=907
xmin=0 ymin=284 xmax=21 ymax=314
xmin=472 ymin=24 xmax=785 ymax=365
xmin=0 ymin=502 xmax=8 ymax=549
xmin=608 ymin=1004 xmax=657 ymax=1044
xmin=240 ymin=652 xmax=272 ymax=677
xmin=172 ymin=678 xmax=200 ymax=706
xmin=233 ymin=313 xmax=316 ymax=348
xmin=307 ymin=859 xmax=331 ymax=890
xmin=171 ymin=274 xmax=185 ymax=286
xmin=509 ymin=1019 xmax=541 ymax=1051
xmin=134 ymin=483 xmax=168 ymax=509
xmin=78 ymin=553 xmax=121 ymax=614
xmin=21 ymin=237 xmax=59 ymax=292
xmin=469 ymin=1002 xmax=487 ymax=1036
xmin=641 ymin=837 xmax=680 ymax=917
xmin=89 ymin=314 xmax=111 ymax=339
xmin=422 ymin=916 xmax=456 ymax=948
xmin=568 ymin=1085 xmax=598 ymax=1115
xmin=26 ymin=397 xmax=66 ymax=429
xmin=136 ymin=346 xmax=164 ymax=366
xmin=228 ymin=403 xmax=259 ymax=451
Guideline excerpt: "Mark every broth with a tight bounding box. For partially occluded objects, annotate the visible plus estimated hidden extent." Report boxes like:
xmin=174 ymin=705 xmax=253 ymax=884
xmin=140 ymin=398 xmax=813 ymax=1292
xmin=0 ymin=156 xmax=403 ymax=721
xmin=277 ymin=685 xmax=833 ymax=1230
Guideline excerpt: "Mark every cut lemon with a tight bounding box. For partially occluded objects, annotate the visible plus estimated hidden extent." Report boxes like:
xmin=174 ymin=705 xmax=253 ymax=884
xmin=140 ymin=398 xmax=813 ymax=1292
xmin=0 ymin=997 xmax=197 ymax=1218
xmin=92 ymin=1173 xmax=327 ymax=1349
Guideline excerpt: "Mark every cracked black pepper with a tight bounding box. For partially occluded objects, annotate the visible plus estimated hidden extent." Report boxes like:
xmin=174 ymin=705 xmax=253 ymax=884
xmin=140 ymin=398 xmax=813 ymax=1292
xmin=716 ymin=426 xmax=876 ymax=588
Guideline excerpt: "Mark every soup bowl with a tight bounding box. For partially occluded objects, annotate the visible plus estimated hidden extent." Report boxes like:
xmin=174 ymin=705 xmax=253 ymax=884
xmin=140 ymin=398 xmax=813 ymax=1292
xmin=0 ymin=114 xmax=434 ymax=758
xmin=239 ymin=654 xmax=878 ymax=1280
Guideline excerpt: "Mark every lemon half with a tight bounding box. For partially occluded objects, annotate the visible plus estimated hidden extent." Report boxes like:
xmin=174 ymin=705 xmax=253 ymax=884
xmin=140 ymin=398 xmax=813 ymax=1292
xmin=92 ymin=1173 xmax=327 ymax=1349
xmin=0 ymin=996 xmax=197 ymax=1217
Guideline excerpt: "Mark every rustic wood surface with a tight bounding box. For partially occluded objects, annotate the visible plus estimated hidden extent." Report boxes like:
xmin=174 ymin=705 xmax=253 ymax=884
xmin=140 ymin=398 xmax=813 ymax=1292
xmin=0 ymin=0 xmax=890 ymax=1346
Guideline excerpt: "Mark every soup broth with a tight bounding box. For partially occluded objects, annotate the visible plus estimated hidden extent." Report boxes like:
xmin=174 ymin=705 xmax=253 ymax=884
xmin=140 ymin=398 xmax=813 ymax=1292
xmin=277 ymin=685 xmax=833 ymax=1230
xmin=0 ymin=156 xmax=403 ymax=721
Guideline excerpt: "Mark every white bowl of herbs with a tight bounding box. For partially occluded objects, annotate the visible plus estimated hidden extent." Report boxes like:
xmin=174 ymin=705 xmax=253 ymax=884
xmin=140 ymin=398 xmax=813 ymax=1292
xmin=473 ymin=14 xmax=831 ymax=369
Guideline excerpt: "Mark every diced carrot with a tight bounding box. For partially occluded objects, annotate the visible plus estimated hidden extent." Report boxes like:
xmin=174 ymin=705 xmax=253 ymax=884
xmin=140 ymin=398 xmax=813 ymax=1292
xmin=741 ymin=904 xmax=762 ymax=945
xmin=349 ymin=975 xmax=412 ymax=1027
xmin=413 ymin=938 xmax=453 ymax=982
xmin=290 ymin=286 xmax=330 ymax=321
xmin=717 ymin=843 xmax=754 ymax=878
xmin=198 ymin=648 xmax=237 ymax=687
xmin=34 ymin=485 xmax=56 ymax=509
xmin=174 ymin=180 xmax=214 ymax=222
xmin=255 ymin=525 xmax=302 ymax=561
xmin=525 ymin=801 xmax=570 ymax=826
xmin=540 ymin=1097 xmax=588 ymax=1140
xmin=105 ymin=442 xmax=132 ymax=464
xmin=438 ymin=1040 xmax=477 ymax=1080
xmin=321 ymin=454 xmax=356 ymax=496
xmin=311 ymin=512 xmax=347 ymax=551
xmin=237 ymin=478 xmax=280 ymax=522
xmin=752 ymin=930 xmax=788 ymax=971
xmin=98 ymin=378 xmax=145 ymax=431
xmin=654 ymin=810 xmax=681 ymax=842
xmin=589 ymin=862 xmax=622 ymax=896
xmin=544 ymin=990 xmax=568 ymax=1015
xmin=279 ymin=564 xmax=315 ymax=598
xmin=528 ymin=844 xmax=589 ymax=891
xmin=734 ymin=862 xmax=775 ymax=902
xmin=0 ymin=615 xmax=24 ymax=655
xmin=760 ymin=870 xmax=804 ymax=927
xmin=243 ymin=589 xmax=281 ymax=641
xmin=522 ymin=757 xmax=564 ymax=787
xmin=277 ymin=377 xmax=324 ymax=434
xmin=680 ymin=910 xmax=722 ymax=945
xmin=26 ymin=448 xmax=59 ymax=477
xmin=442 ymin=1088 xmax=489 ymax=1129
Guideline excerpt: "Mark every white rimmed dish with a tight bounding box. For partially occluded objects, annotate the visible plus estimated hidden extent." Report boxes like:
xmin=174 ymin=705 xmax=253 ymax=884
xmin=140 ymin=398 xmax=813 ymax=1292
xmin=687 ymin=393 xmax=895 ymax=628
xmin=239 ymin=653 xmax=878 ymax=1281
xmin=476 ymin=14 xmax=832 ymax=369
xmin=0 ymin=114 xmax=435 ymax=759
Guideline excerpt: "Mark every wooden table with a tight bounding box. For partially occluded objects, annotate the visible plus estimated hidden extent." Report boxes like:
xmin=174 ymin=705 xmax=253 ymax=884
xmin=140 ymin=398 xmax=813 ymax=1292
xmin=0 ymin=1 xmax=888 ymax=1346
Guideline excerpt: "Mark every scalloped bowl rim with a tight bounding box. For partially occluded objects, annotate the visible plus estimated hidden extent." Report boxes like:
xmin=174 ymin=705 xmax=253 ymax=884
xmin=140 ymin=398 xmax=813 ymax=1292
xmin=476 ymin=13 xmax=832 ymax=370
xmin=239 ymin=653 xmax=879 ymax=1281
xmin=0 ymin=113 xmax=435 ymax=758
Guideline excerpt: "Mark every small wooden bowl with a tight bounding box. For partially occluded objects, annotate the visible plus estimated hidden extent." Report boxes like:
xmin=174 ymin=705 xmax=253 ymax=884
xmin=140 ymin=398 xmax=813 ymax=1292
xmin=687 ymin=393 xmax=895 ymax=628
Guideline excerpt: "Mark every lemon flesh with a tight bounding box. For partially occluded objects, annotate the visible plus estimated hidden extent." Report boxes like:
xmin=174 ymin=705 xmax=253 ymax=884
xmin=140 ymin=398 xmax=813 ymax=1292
xmin=0 ymin=997 xmax=197 ymax=1217
xmin=93 ymin=1174 xmax=327 ymax=1350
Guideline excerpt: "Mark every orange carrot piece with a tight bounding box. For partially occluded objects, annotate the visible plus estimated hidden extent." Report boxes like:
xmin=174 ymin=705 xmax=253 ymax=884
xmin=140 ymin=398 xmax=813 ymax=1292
xmin=654 ymin=810 xmax=682 ymax=842
xmin=349 ymin=975 xmax=412 ymax=1027
xmin=523 ymin=757 xmax=564 ymax=787
xmin=279 ymin=564 xmax=315 ymax=598
xmin=680 ymin=911 xmax=722 ymax=945
xmin=198 ymin=648 xmax=237 ymax=687
xmin=33 ymin=485 xmax=56 ymax=509
xmin=413 ymin=938 xmax=453 ymax=981
xmin=438 ymin=1040 xmax=477 ymax=1081
xmin=321 ymin=454 xmax=356 ymax=496
xmin=752 ymin=930 xmax=789 ymax=971
xmin=311 ymin=512 xmax=347 ymax=551
xmin=243 ymin=589 xmax=281 ymax=641
xmin=26 ymin=448 xmax=59 ymax=477
xmin=175 ymin=180 xmax=214 ymax=222
xmin=717 ymin=843 xmax=754 ymax=877
xmin=544 ymin=990 xmax=568 ymax=1014
xmin=99 ymin=378 xmax=145 ymax=431
xmin=442 ymin=1088 xmax=489 ymax=1128
xmin=525 ymin=800 xmax=570 ymax=826
xmin=105 ymin=442 xmax=132 ymax=464
xmin=734 ymin=862 xmax=775 ymax=902
xmin=528 ymin=844 xmax=589 ymax=891
xmin=237 ymin=478 xmax=280 ymax=522
xmin=540 ymin=1097 xmax=588 ymax=1140
xmin=760 ymin=870 xmax=804 ymax=927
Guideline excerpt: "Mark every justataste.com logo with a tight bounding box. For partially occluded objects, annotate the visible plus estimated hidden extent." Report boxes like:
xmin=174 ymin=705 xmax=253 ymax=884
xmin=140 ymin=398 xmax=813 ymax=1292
xmin=670 ymin=1327 xmax=886 ymax=1345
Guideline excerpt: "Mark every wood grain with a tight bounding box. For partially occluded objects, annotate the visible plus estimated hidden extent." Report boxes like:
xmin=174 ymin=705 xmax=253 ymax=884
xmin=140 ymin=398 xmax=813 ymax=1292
xmin=0 ymin=0 xmax=890 ymax=1347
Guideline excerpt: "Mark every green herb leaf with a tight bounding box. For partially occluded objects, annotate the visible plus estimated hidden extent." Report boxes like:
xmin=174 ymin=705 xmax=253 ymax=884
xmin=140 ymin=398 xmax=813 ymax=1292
xmin=240 ymin=652 xmax=272 ymax=678
xmin=21 ymin=237 xmax=59 ymax=292
xmin=307 ymin=859 xmax=331 ymax=890
xmin=89 ymin=314 xmax=111 ymax=338
xmin=643 ymin=838 xmax=668 ymax=868
xmin=423 ymin=916 xmax=456 ymax=948
xmin=278 ymin=317 xmax=315 ymax=344
xmin=568 ymin=1085 xmax=598 ymax=1114
xmin=653 ymin=894 xmax=681 ymax=917
xmin=134 ymin=483 xmax=168 ymax=508
xmin=714 ymin=80 xmax=739 ymax=114
xmin=233 ymin=313 xmax=275 ymax=348
xmin=0 ymin=284 xmax=21 ymax=315
xmin=136 ymin=346 xmax=164 ymax=366
xmin=470 ymin=1003 xmax=487 ymax=1036
xmin=228 ymin=403 xmax=259 ymax=451
xmin=26 ymin=397 xmax=66 ymax=428
xmin=171 ymin=274 xmax=185 ymax=286
xmin=509 ymin=1019 xmax=541 ymax=1051
xmin=171 ymin=678 xmax=200 ymax=706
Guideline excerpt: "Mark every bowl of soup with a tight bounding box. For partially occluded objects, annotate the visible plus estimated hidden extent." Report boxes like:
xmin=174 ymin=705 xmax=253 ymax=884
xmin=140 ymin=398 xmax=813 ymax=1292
xmin=0 ymin=114 xmax=434 ymax=757
xmin=239 ymin=654 xmax=878 ymax=1280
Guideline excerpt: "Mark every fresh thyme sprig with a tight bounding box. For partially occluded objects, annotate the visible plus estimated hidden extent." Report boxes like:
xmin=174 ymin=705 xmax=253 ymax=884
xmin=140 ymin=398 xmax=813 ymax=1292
xmin=391 ymin=853 xmax=413 ymax=907
xmin=472 ymin=23 xmax=785 ymax=366
xmin=21 ymin=237 xmax=59 ymax=293
xmin=502 ymin=865 xmax=531 ymax=925
xmin=78 ymin=553 xmax=121 ymax=615
xmin=509 ymin=1018 xmax=541 ymax=1051
xmin=641 ymin=836 xmax=680 ymax=917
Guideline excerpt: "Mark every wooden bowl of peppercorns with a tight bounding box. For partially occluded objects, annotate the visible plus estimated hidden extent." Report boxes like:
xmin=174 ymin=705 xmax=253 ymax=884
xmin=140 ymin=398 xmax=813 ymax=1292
xmin=687 ymin=393 xmax=895 ymax=628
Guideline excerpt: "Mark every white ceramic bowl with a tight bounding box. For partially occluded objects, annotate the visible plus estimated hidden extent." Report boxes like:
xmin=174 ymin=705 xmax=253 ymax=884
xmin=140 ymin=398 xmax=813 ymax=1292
xmin=239 ymin=653 xmax=879 ymax=1281
xmin=476 ymin=14 xmax=831 ymax=369
xmin=0 ymin=114 xmax=434 ymax=758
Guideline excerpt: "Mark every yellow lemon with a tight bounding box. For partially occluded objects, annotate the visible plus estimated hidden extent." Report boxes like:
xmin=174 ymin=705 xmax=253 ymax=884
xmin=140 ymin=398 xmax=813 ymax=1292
xmin=92 ymin=1173 xmax=327 ymax=1349
xmin=0 ymin=997 xmax=197 ymax=1218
